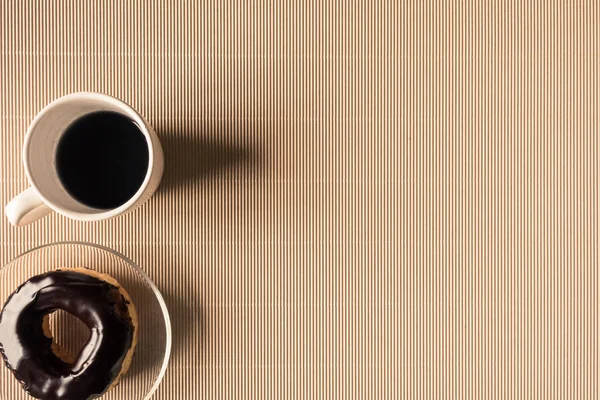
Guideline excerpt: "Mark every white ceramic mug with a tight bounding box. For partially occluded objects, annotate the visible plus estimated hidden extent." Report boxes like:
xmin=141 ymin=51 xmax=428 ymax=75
xmin=5 ymin=93 xmax=164 ymax=226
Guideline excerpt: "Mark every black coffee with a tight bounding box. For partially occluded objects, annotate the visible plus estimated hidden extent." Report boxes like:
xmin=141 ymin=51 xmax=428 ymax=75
xmin=56 ymin=111 xmax=149 ymax=210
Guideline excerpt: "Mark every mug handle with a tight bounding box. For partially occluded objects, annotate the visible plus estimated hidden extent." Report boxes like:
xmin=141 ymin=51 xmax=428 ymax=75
xmin=5 ymin=187 xmax=53 ymax=226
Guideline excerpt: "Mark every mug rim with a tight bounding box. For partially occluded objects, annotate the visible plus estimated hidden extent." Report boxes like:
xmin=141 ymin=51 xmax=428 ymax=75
xmin=22 ymin=92 xmax=158 ymax=221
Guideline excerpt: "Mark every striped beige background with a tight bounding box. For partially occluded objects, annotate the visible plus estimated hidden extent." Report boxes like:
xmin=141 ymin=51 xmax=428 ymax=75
xmin=0 ymin=1 xmax=597 ymax=399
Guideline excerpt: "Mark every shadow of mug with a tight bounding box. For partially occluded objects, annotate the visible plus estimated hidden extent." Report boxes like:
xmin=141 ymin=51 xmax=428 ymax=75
xmin=158 ymin=129 xmax=261 ymax=193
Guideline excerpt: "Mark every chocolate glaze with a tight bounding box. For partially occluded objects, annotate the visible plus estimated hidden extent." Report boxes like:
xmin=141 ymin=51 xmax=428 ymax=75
xmin=0 ymin=270 xmax=135 ymax=400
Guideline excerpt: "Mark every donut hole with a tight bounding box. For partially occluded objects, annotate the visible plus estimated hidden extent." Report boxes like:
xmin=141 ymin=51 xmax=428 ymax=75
xmin=47 ymin=310 xmax=90 ymax=363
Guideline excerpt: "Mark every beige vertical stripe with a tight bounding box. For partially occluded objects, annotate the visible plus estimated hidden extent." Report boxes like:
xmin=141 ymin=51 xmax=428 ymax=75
xmin=0 ymin=0 xmax=597 ymax=399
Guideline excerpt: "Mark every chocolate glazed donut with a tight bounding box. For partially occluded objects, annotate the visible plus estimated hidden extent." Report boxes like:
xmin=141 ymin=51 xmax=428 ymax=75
xmin=0 ymin=269 xmax=137 ymax=400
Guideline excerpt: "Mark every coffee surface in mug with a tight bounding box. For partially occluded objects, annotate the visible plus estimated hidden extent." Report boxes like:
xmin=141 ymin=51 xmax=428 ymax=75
xmin=56 ymin=111 xmax=150 ymax=209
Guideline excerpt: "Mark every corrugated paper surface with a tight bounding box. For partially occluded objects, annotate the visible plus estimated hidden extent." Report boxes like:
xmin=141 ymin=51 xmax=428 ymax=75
xmin=1 ymin=1 xmax=598 ymax=399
